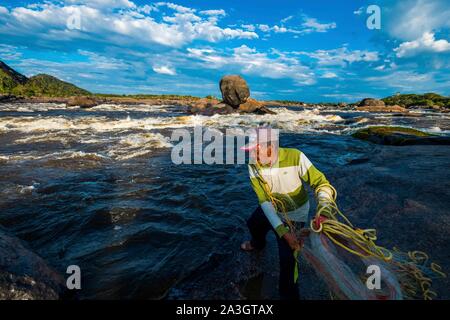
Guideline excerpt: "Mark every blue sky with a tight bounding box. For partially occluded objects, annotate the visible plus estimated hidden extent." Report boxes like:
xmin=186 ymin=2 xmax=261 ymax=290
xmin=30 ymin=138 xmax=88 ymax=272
xmin=0 ymin=0 xmax=449 ymax=102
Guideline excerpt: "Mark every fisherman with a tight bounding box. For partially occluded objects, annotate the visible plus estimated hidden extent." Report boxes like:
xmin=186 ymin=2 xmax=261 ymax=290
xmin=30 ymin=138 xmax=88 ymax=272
xmin=240 ymin=127 xmax=335 ymax=300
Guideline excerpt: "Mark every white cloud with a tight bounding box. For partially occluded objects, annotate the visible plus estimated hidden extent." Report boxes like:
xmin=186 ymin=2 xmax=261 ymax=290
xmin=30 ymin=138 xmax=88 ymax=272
xmin=301 ymin=17 xmax=336 ymax=33
xmin=64 ymin=0 xmax=136 ymax=9
xmin=395 ymin=32 xmax=450 ymax=57
xmin=78 ymin=50 xmax=128 ymax=69
xmin=156 ymin=2 xmax=194 ymax=14
xmin=364 ymin=70 xmax=447 ymax=91
xmin=241 ymin=24 xmax=256 ymax=32
xmin=258 ymin=24 xmax=271 ymax=32
xmin=0 ymin=2 xmax=257 ymax=49
xmin=256 ymin=15 xmax=336 ymax=36
xmin=153 ymin=65 xmax=177 ymax=75
xmin=295 ymin=47 xmax=379 ymax=66
xmin=273 ymin=25 xmax=288 ymax=33
xmin=387 ymin=0 xmax=450 ymax=41
xmin=321 ymin=72 xmax=338 ymax=79
xmin=199 ymin=9 xmax=226 ymax=16
xmin=353 ymin=7 xmax=364 ymax=15
xmin=0 ymin=6 xmax=8 ymax=14
xmin=187 ymin=45 xmax=315 ymax=85
xmin=0 ymin=44 xmax=22 ymax=60
xmin=280 ymin=15 xmax=293 ymax=24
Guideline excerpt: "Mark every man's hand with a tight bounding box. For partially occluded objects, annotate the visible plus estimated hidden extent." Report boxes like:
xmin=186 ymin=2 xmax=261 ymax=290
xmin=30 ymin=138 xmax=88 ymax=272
xmin=283 ymin=232 xmax=300 ymax=252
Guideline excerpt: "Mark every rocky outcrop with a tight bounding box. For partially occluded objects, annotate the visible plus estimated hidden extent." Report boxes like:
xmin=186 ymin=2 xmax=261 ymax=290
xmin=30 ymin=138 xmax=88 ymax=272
xmin=219 ymin=75 xmax=250 ymax=107
xmin=238 ymin=97 xmax=263 ymax=113
xmin=352 ymin=126 xmax=450 ymax=146
xmin=189 ymin=99 xmax=235 ymax=115
xmin=0 ymin=226 xmax=65 ymax=299
xmin=359 ymin=98 xmax=385 ymax=107
xmin=238 ymin=98 xmax=276 ymax=114
xmin=66 ymin=96 xmax=100 ymax=108
xmin=356 ymin=98 xmax=407 ymax=112
xmin=0 ymin=94 xmax=20 ymax=103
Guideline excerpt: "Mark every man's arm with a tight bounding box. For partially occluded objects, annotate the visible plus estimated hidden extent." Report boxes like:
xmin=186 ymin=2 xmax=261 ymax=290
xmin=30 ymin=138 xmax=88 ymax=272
xmin=248 ymin=165 xmax=289 ymax=238
xmin=297 ymin=152 xmax=335 ymax=204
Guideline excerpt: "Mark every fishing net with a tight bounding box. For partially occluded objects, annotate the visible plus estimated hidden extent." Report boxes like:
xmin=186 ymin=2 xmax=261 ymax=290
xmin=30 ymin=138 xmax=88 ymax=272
xmin=299 ymin=185 xmax=446 ymax=300
xmin=250 ymin=163 xmax=446 ymax=300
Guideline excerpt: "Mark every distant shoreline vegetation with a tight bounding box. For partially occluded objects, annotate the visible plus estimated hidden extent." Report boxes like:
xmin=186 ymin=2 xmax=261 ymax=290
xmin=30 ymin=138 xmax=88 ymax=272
xmin=382 ymin=93 xmax=450 ymax=109
xmin=1 ymin=60 xmax=449 ymax=109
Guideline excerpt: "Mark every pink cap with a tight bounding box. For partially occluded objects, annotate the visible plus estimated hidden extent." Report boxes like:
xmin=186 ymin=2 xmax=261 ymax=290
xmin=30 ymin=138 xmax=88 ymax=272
xmin=240 ymin=127 xmax=279 ymax=151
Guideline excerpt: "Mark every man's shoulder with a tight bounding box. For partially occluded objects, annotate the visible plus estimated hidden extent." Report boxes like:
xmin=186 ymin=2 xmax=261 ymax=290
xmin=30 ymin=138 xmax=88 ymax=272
xmin=280 ymin=147 xmax=302 ymax=157
xmin=279 ymin=147 xmax=302 ymax=165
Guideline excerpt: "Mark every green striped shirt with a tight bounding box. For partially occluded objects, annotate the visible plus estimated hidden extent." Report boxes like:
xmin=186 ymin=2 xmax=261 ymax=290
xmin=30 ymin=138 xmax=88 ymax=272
xmin=248 ymin=147 xmax=331 ymax=237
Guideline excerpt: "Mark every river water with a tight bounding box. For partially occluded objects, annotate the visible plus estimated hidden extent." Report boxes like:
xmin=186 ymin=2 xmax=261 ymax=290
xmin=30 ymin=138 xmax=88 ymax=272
xmin=0 ymin=103 xmax=449 ymax=299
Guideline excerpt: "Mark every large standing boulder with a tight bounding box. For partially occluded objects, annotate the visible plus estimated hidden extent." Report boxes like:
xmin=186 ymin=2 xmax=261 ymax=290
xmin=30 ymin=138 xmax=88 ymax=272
xmin=188 ymin=75 xmax=275 ymax=115
xmin=219 ymin=75 xmax=250 ymax=108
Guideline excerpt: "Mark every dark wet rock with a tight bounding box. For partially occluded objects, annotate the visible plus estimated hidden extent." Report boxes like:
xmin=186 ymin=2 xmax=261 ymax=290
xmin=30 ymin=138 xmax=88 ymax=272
xmin=167 ymin=232 xmax=329 ymax=300
xmin=0 ymin=94 xmax=20 ymax=103
xmin=0 ymin=226 xmax=65 ymax=299
xmin=66 ymin=96 xmax=99 ymax=108
xmin=220 ymin=75 xmax=250 ymax=107
xmin=328 ymin=145 xmax=450 ymax=299
xmin=253 ymin=106 xmax=276 ymax=115
xmin=347 ymin=157 xmax=370 ymax=165
xmin=352 ymin=126 xmax=450 ymax=146
xmin=356 ymin=105 xmax=407 ymax=112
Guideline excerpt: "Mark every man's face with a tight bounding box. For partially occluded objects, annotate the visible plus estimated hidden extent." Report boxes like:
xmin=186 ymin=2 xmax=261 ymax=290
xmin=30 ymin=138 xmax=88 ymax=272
xmin=253 ymin=142 xmax=278 ymax=165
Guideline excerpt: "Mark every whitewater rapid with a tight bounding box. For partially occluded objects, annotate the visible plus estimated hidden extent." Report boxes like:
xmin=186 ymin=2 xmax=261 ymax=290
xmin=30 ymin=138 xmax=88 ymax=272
xmin=1 ymin=103 xmax=448 ymax=163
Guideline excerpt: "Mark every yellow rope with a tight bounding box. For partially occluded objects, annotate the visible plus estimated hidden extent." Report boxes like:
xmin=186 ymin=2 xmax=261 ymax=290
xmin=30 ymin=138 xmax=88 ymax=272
xmin=309 ymin=184 xmax=446 ymax=300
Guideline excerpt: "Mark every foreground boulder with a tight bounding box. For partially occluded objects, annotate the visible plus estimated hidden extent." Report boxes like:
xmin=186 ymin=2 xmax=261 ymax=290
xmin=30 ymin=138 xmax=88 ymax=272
xmin=66 ymin=96 xmax=99 ymax=108
xmin=220 ymin=75 xmax=250 ymax=107
xmin=352 ymin=126 xmax=450 ymax=146
xmin=0 ymin=227 xmax=65 ymax=299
